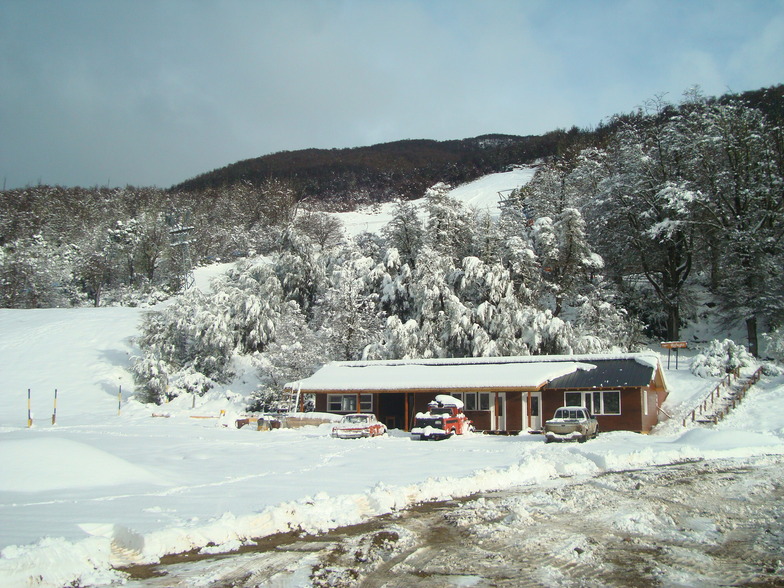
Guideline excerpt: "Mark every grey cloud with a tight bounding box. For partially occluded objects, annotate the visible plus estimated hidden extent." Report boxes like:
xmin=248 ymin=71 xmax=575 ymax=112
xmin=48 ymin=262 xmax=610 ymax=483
xmin=1 ymin=0 xmax=783 ymax=189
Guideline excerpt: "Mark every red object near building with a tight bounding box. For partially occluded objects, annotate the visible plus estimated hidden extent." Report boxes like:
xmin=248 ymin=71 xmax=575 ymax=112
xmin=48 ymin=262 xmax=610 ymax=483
xmin=411 ymin=395 xmax=473 ymax=440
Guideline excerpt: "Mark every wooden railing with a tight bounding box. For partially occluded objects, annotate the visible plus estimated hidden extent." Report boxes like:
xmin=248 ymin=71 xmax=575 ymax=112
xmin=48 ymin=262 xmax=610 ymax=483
xmin=683 ymin=366 xmax=763 ymax=426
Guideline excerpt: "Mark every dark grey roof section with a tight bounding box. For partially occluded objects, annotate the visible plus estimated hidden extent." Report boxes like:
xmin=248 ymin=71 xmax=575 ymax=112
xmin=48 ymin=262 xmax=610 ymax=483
xmin=546 ymin=359 xmax=654 ymax=389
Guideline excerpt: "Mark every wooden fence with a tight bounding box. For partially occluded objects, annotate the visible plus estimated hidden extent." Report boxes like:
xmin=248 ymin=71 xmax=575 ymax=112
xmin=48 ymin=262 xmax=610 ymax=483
xmin=683 ymin=366 xmax=763 ymax=426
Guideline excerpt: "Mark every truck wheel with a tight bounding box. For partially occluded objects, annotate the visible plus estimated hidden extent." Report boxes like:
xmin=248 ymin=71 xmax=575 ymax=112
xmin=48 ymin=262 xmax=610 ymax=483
xmin=578 ymin=434 xmax=587 ymax=443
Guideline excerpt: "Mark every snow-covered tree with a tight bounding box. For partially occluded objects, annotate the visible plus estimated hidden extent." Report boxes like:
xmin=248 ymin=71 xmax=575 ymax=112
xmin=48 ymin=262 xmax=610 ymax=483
xmin=73 ymin=235 xmax=112 ymax=307
xmin=498 ymin=184 xmax=536 ymax=238
xmin=520 ymin=160 xmax=577 ymax=218
xmin=312 ymin=252 xmax=382 ymax=360
xmin=422 ymin=183 xmax=474 ymax=261
xmin=130 ymin=354 xmax=171 ymax=404
xmin=363 ymin=315 xmax=424 ymax=360
xmin=583 ymin=113 xmax=699 ymax=340
xmin=217 ymin=259 xmax=285 ymax=354
xmin=274 ymin=231 xmax=327 ymax=318
xmin=0 ymin=235 xmax=78 ymax=308
xmin=294 ymin=211 xmax=345 ymax=250
xmin=249 ymin=301 xmax=330 ymax=411
xmin=381 ymin=199 xmax=424 ymax=267
xmin=683 ymin=100 xmax=784 ymax=355
xmin=470 ymin=210 xmax=503 ymax=264
xmin=690 ymin=339 xmax=754 ymax=378
xmin=762 ymin=327 xmax=784 ymax=362
xmin=549 ymin=207 xmax=602 ymax=316
xmin=498 ymin=235 xmax=541 ymax=305
xmin=376 ymin=248 xmax=414 ymax=320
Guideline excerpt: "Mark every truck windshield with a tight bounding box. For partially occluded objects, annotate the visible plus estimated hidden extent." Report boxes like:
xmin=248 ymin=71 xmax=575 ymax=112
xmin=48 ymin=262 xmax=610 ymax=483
xmin=428 ymin=408 xmax=452 ymax=416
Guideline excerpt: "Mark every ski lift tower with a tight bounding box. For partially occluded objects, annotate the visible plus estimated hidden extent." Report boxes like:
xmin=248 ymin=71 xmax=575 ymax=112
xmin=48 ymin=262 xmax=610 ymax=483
xmin=167 ymin=211 xmax=195 ymax=291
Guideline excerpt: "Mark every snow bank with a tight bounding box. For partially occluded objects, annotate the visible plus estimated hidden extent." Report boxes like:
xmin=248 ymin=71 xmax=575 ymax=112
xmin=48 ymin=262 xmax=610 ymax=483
xmin=4 ymin=422 xmax=784 ymax=587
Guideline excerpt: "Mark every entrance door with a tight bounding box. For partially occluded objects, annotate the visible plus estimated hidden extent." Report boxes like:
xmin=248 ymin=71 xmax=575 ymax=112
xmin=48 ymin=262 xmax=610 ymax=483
xmin=493 ymin=392 xmax=506 ymax=431
xmin=524 ymin=392 xmax=543 ymax=431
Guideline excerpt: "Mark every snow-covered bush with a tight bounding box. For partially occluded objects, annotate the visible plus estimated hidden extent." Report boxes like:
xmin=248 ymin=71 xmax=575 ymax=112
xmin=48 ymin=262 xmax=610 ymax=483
xmin=169 ymin=368 xmax=215 ymax=398
xmin=690 ymin=339 xmax=754 ymax=378
xmin=762 ymin=327 xmax=784 ymax=362
xmin=130 ymin=355 xmax=170 ymax=404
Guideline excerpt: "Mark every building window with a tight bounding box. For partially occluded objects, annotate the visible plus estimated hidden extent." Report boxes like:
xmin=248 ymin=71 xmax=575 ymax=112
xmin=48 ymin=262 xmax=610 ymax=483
xmin=479 ymin=392 xmax=491 ymax=411
xmin=452 ymin=392 xmax=492 ymax=411
xmin=564 ymin=390 xmax=621 ymax=415
xmin=464 ymin=392 xmax=477 ymax=411
xmin=327 ymin=394 xmax=373 ymax=413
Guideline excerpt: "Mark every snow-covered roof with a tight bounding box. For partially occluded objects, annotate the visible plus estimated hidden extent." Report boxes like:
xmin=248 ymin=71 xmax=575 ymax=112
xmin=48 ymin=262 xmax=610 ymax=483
xmin=290 ymin=358 xmax=597 ymax=393
xmin=289 ymin=354 xmax=664 ymax=394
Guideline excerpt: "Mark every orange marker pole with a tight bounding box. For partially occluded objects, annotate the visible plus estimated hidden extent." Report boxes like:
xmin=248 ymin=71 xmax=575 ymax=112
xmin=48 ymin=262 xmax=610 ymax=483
xmin=52 ymin=389 xmax=58 ymax=425
xmin=27 ymin=389 xmax=32 ymax=428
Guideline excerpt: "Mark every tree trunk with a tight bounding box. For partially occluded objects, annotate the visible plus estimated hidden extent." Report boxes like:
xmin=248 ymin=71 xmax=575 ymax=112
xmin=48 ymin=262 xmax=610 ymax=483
xmin=747 ymin=315 xmax=758 ymax=357
xmin=553 ymin=294 xmax=563 ymax=318
xmin=667 ymin=304 xmax=680 ymax=341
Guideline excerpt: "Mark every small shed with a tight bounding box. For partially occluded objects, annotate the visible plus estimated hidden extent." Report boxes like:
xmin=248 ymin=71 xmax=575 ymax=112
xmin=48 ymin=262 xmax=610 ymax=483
xmin=287 ymin=354 xmax=668 ymax=434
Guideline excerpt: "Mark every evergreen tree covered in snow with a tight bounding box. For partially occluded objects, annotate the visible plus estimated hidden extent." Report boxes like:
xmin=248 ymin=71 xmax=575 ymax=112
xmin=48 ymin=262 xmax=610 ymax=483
xmin=249 ymin=301 xmax=330 ymax=412
xmin=422 ymin=183 xmax=474 ymax=261
xmin=134 ymin=258 xmax=286 ymax=402
xmin=273 ymin=231 xmax=327 ymax=318
xmin=380 ymin=200 xmax=424 ymax=268
xmin=312 ymin=249 xmax=382 ymax=360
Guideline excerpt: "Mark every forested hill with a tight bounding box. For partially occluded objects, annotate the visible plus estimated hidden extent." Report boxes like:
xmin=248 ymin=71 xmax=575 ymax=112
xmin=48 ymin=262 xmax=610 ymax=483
xmin=172 ymin=85 xmax=784 ymax=209
xmin=171 ymin=131 xmax=585 ymax=206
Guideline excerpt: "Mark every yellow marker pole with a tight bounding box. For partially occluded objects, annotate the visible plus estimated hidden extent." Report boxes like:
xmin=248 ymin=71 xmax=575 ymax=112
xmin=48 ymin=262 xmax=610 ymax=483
xmin=52 ymin=389 xmax=58 ymax=425
xmin=27 ymin=389 xmax=32 ymax=428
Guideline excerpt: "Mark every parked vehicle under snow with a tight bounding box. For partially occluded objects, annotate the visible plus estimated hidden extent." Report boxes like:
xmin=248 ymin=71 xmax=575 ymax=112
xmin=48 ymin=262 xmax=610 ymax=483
xmin=411 ymin=395 xmax=473 ymax=440
xmin=331 ymin=413 xmax=387 ymax=439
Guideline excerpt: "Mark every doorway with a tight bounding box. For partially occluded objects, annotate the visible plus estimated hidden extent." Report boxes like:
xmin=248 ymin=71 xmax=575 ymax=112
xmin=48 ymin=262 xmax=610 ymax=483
xmin=524 ymin=392 xmax=542 ymax=431
xmin=493 ymin=392 xmax=506 ymax=431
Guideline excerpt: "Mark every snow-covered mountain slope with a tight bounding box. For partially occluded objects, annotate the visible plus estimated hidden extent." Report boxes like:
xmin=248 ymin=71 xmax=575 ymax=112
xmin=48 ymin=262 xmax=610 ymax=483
xmin=334 ymin=166 xmax=536 ymax=237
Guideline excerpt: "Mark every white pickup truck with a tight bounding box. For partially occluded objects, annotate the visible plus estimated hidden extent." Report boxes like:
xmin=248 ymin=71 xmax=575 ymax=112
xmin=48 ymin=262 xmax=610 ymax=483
xmin=544 ymin=406 xmax=599 ymax=443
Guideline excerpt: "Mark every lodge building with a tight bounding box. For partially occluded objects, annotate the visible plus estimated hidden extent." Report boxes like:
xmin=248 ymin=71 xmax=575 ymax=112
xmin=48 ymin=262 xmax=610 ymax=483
xmin=287 ymin=353 xmax=669 ymax=434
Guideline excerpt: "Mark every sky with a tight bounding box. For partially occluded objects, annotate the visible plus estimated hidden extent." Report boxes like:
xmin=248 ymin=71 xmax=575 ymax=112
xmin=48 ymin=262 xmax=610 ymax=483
xmin=1 ymin=0 xmax=783 ymax=190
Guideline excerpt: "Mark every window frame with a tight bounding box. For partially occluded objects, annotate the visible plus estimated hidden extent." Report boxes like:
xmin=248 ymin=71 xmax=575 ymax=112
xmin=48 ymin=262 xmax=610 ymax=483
xmin=563 ymin=390 xmax=621 ymax=416
xmin=451 ymin=392 xmax=492 ymax=411
xmin=327 ymin=393 xmax=373 ymax=413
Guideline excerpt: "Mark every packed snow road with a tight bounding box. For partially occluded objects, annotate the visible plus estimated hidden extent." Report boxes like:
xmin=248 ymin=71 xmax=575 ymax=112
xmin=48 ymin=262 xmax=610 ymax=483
xmin=122 ymin=454 xmax=784 ymax=587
